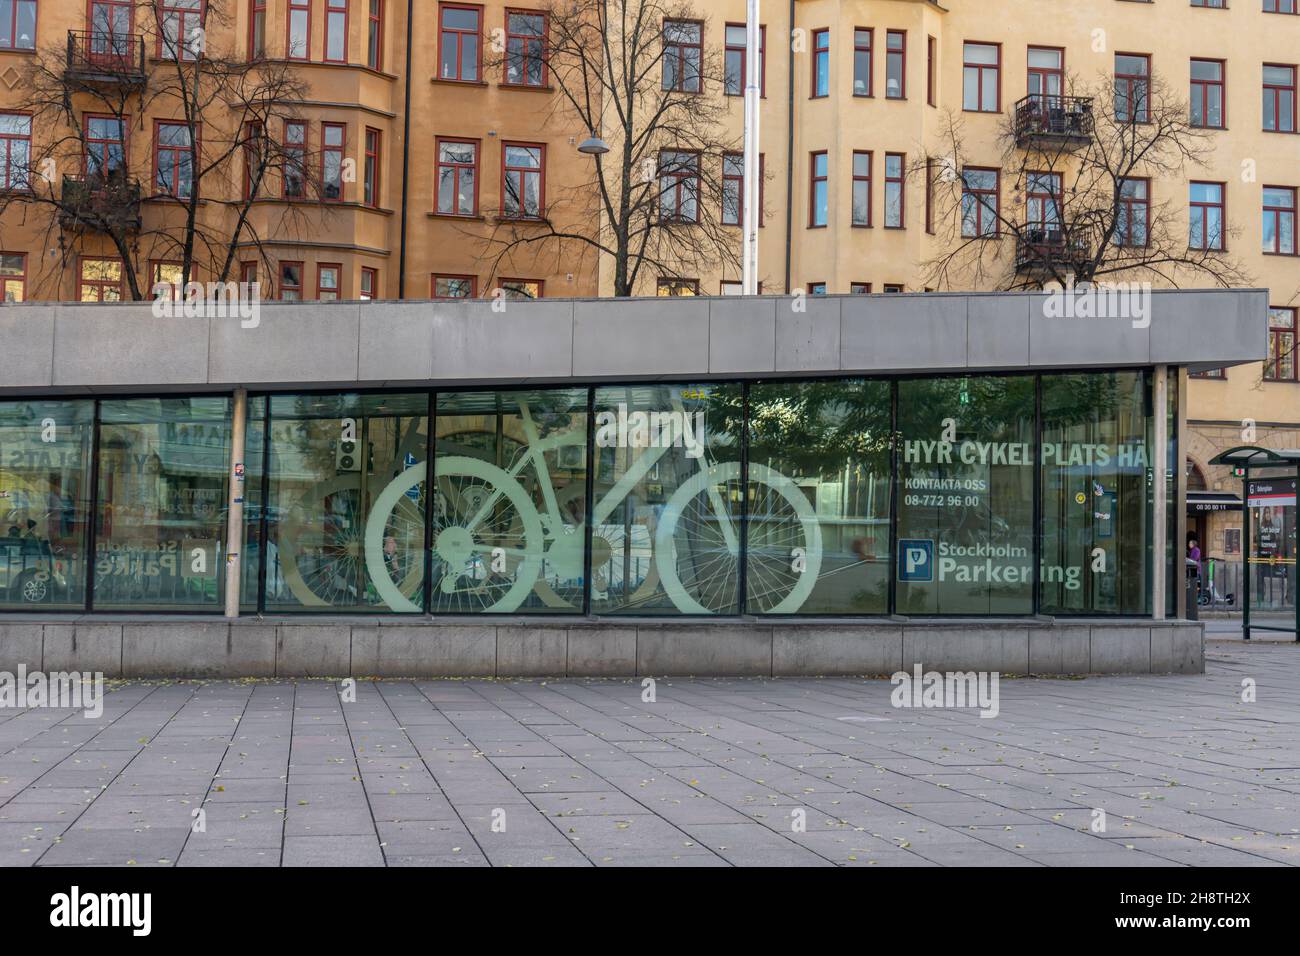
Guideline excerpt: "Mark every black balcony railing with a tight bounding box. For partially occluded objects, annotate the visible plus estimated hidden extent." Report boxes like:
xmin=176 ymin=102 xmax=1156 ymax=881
xmin=59 ymin=172 xmax=142 ymax=232
xmin=1015 ymin=227 xmax=1093 ymax=274
xmin=1014 ymin=94 xmax=1094 ymax=146
xmin=65 ymin=30 xmax=146 ymax=81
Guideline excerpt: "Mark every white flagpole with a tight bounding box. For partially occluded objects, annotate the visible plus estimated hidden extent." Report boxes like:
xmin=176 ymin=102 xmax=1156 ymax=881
xmin=742 ymin=0 xmax=761 ymax=295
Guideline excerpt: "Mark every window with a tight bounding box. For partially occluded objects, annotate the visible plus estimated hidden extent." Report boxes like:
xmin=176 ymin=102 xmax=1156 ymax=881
xmin=322 ymin=122 xmax=345 ymax=201
xmin=84 ymin=116 xmax=126 ymax=181
xmin=659 ymin=150 xmax=699 ymax=222
xmin=886 ymin=30 xmax=905 ymax=99
xmin=724 ymin=23 xmax=765 ymax=97
xmin=853 ymin=29 xmax=872 ymax=96
xmin=961 ymin=168 xmax=999 ymax=237
xmin=809 ymin=151 xmax=828 ymax=227
xmin=287 ymin=0 xmax=310 ymax=59
xmin=811 ymin=29 xmax=829 ymax=97
xmin=851 ymin=150 xmax=871 ymax=226
xmin=850 ymin=281 xmax=871 ymax=294
xmin=0 ymin=113 xmax=31 ymax=191
xmin=501 ymin=278 xmax=542 ymax=299
xmin=662 ymin=19 xmax=701 ymax=92
xmin=1115 ymin=54 xmax=1150 ymax=123
xmin=249 ymin=0 xmax=266 ymax=58
xmin=1028 ymin=47 xmax=1064 ymax=99
xmin=439 ymin=3 xmax=481 ymax=81
xmin=283 ymin=121 xmax=306 ymax=198
xmin=325 ymin=0 xmax=348 ymax=62
xmin=720 ymin=280 xmax=762 ymax=295
xmin=360 ymin=266 xmax=377 ymax=300
xmin=505 ymin=9 xmax=546 ymax=87
xmin=1265 ymin=0 xmax=1297 ymax=11
xmin=435 ymin=138 xmax=478 ymax=216
xmin=279 ymin=261 xmax=303 ymax=300
xmin=882 ymin=283 xmax=903 ymax=293
xmin=160 ymin=0 xmax=203 ymax=61
xmin=242 ymin=121 xmax=264 ymax=199
xmin=807 ymin=282 xmax=827 ymax=295
xmin=1263 ymin=64 xmax=1296 ymax=132
xmin=1266 ymin=307 xmax=1297 ymax=380
xmin=884 ymin=152 xmax=904 ymax=228
xmin=151 ymin=261 xmax=183 ymax=300
xmin=432 ymin=274 xmax=475 ymax=298
xmin=0 ymin=252 xmax=25 ymax=301
xmin=1116 ymin=177 xmax=1149 ymax=247
xmin=1190 ymin=59 xmax=1225 ymax=128
xmin=240 ymin=260 xmax=257 ymax=292
xmin=79 ymin=257 xmax=124 ymax=302
xmin=927 ymin=35 xmax=936 ymax=106
xmin=962 ymin=42 xmax=1000 ymax=112
xmin=924 ymin=158 xmax=934 ymax=233
xmin=0 ymin=0 xmax=35 ymax=50
xmin=155 ymin=121 xmax=194 ymax=199
xmin=1263 ymin=186 xmax=1296 ymax=254
xmin=501 ymin=142 xmax=543 ymax=218
xmin=1191 ymin=0 xmax=1225 ymax=6
xmin=367 ymin=0 xmax=382 ymax=69
xmin=656 ymin=278 xmax=698 ymax=296
xmin=1026 ymin=171 xmax=1061 ymax=233
xmin=1189 ymin=181 xmax=1225 ymax=250
xmin=317 ymin=263 xmax=340 ymax=300
xmin=722 ymin=152 xmax=742 ymax=225
xmin=363 ymin=127 xmax=380 ymax=206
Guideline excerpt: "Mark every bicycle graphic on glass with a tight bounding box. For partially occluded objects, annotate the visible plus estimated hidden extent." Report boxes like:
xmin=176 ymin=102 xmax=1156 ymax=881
xmin=286 ymin=393 xmax=823 ymax=614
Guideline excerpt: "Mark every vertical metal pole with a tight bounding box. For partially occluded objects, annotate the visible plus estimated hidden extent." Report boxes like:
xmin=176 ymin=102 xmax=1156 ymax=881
xmin=741 ymin=0 xmax=761 ymax=295
xmin=1243 ymin=470 xmax=1251 ymax=640
xmin=224 ymin=388 xmax=248 ymax=618
xmin=1152 ymin=365 xmax=1168 ymax=621
xmin=1175 ymin=367 xmax=1189 ymax=620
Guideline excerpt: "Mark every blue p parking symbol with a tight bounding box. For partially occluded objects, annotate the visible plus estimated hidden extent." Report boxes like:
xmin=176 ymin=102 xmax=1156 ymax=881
xmin=899 ymin=539 xmax=934 ymax=582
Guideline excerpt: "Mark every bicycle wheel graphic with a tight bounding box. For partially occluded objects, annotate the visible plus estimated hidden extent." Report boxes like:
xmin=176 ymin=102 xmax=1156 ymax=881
xmin=278 ymin=474 xmax=368 ymax=608
xmin=654 ymin=461 xmax=822 ymax=614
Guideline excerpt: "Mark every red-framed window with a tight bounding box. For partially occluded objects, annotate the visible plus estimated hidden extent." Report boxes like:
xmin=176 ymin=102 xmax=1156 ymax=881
xmin=363 ymin=127 xmax=380 ymax=206
xmin=809 ymin=150 xmax=828 ymax=227
xmin=283 ymin=120 xmax=306 ymax=197
xmin=883 ymin=283 xmax=904 ymax=293
xmin=961 ymin=167 xmax=999 ymax=237
xmin=1263 ymin=185 xmax=1296 ymax=254
xmin=367 ymin=0 xmax=383 ymax=69
xmin=154 ymin=120 xmax=195 ymax=198
xmin=438 ymin=4 xmax=482 ymax=81
xmin=807 ymin=282 xmax=827 ymax=296
xmin=504 ymin=8 xmax=547 ymax=87
xmin=360 ymin=266 xmax=377 ymax=300
xmin=150 ymin=260 xmax=184 ymax=300
xmin=1115 ymin=53 xmax=1151 ymax=122
xmin=0 ymin=0 xmax=36 ymax=51
xmin=662 ymin=19 xmax=702 ymax=92
xmin=287 ymin=0 xmax=310 ymax=60
xmin=1028 ymin=46 xmax=1063 ymax=99
xmin=432 ymin=273 xmax=475 ymax=298
xmin=721 ymin=151 xmax=763 ymax=227
xmin=435 ymin=137 xmax=478 ymax=215
xmin=279 ymin=260 xmax=303 ymax=300
xmin=0 ymin=252 xmax=26 ymax=301
xmin=656 ymin=278 xmax=697 ymax=297
xmin=0 ymin=112 xmax=32 ymax=191
xmin=852 ymin=28 xmax=872 ymax=97
xmin=239 ymin=260 xmax=258 ymax=292
xmin=851 ymin=150 xmax=871 ymax=226
xmin=1266 ymin=306 xmax=1297 ymax=380
xmin=1265 ymin=0 xmax=1298 ymax=12
xmin=242 ymin=120 xmax=263 ymax=198
xmin=724 ymin=22 xmax=765 ymax=97
xmin=924 ymin=158 xmax=934 ymax=234
xmin=325 ymin=0 xmax=348 ymax=62
xmin=658 ymin=149 xmax=699 ymax=223
xmin=159 ymin=0 xmax=204 ymax=61
xmin=317 ymin=262 xmax=341 ymax=300
xmin=1025 ymin=171 xmax=1062 ymax=232
xmin=1116 ymin=177 xmax=1149 ymax=247
xmin=83 ymin=114 xmax=127 ymax=180
xmin=501 ymin=141 xmax=543 ymax=218
xmin=321 ymin=122 xmax=345 ymax=201
xmin=249 ymin=0 xmax=266 ymax=58
xmin=89 ymin=0 xmax=133 ymax=60
xmin=79 ymin=257 xmax=124 ymax=302
xmin=884 ymin=152 xmax=904 ymax=228
xmin=962 ymin=42 xmax=1000 ymax=112
xmin=1189 ymin=180 xmax=1225 ymax=250
xmin=1190 ymin=59 xmax=1225 ymax=129
xmin=850 ymin=282 xmax=871 ymax=294
xmin=811 ymin=28 xmax=829 ymax=98
xmin=886 ymin=30 xmax=906 ymax=99
xmin=1264 ymin=64 xmax=1297 ymax=132
xmin=501 ymin=278 xmax=543 ymax=299
xmin=926 ymin=35 xmax=936 ymax=106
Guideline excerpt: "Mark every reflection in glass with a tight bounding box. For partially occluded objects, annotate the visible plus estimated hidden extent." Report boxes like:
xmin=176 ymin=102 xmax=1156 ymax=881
xmin=0 ymin=401 xmax=93 ymax=609
xmin=240 ymin=396 xmax=265 ymax=610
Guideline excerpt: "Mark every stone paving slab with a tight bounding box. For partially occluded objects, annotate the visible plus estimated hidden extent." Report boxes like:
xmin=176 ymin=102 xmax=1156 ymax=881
xmin=0 ymin=641 xmax=1296 ymax=867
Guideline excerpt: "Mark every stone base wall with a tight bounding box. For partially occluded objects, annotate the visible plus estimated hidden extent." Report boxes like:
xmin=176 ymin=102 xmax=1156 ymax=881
xmin=0 ymin=617 xmax=1204 ymax=678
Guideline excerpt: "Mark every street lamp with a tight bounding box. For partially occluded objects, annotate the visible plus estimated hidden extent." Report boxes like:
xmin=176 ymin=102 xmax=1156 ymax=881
xmin=577 ymin=132 xmax=610 ymax=155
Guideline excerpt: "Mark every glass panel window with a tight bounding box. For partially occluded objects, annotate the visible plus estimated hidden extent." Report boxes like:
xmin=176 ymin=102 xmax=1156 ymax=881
xmin=662 ymin=19 xmax=701 ymax=92
xmin=0 ymin=0 xmax=37 ymax=50
xmin=250 ymin=0 xmax=266 ymax=58
xmin=1025 ymin=171 xmax=1061 ymax=232
xmin=851 ymin=150 xmax=871 ymax=226
xmin=659 ymin=150 xmax=699 ymax=222
xmin=431 ymin=388 xmax=587 ymax=613
xmin=322 ymin=122 xmax=345 ymax=200
xmin=283 ymin=121 xmax=306 ymax=198
xmin=79 ymin=257 xmax=123 ymax=302
xmin=724 ymin=23 xmax=764 ymax=97
xmin=1266 ymin=306 xmax=1297 ymax=381
xmin=288 ymin=0 xmax=310 ymax=59
xmin=884 ymin=152 xmax=904 ymax=228
xmin=1027 ymin=46 xmax=1063 ymax=98
xmin=360 ymin=266 xmax=376 ymax=300
xmin=961 ymin=168 xmax=999 ymax=237
xmin=895 ymin=376 xmax=1035 ymax=615
xmin=853 ymin=29 xmax=872 ymax=96
xmin=502 ymin=142 xmax=543 ymax=218
xmin=1190 ymin=59 xmax=1225 ymax=128
xmin=433 ymin=274 xmax=475 ymax=298
xmin=1263 ymin=186 xmax=1296 ymax=254
xmin=501 ymin=278 xmax=542 ymax=299
xmin=1189 ymin=181 xmax=1225 ymax=250
xmin=436 ymin=138 xmax=478 ymax=216
xmin=325 ymin=0 xmax=347 ymax=62
xmin=439 ymin=4 xmax=480 ymax=81
xmin=317 ymin=263 xmax=340 ymax=300
xmin=0 ymin=251 xmax=25 ymax=301
xmin=155 ymin=121 xmax=194 ymax=199
xmin=885 ymin=30 xmax=905 ymax=99
xmin=151 ymin=261 xmax=184 ymax=300
xmin=656 ymin=278 xmax=698 ymax=296
xmin=0 ymin=112 xmax=32 ymax=191
xmin=809 ymin=151 xmax=827 ymax=227
xmin=1116 ymin=177 xmax=1149 ymax=247
xmin=963 ymin=42 xmax=1000 ymax=112
xmin=363 ymin=127 xmax=380 ymax=206
xmin=1264 ymin=64 xmax=1297 ymax=132
xmin=161 ymin=0 xmax=203 ymax=61
xmin=505 ymin=10 xmax=546 ymax=86
xmin=0 ymin=400 xmax=94 ymax=609
xmin=811 ymin=29 xmax=829 ymax=97
xmin=367 ymin=0 xmax=382 ymax=69
xmin=1115 ymin=53 xmax=1150 ymax=123
xmin=279 ymin=261 xmax=302 ymax=300
xmin=85 ymin=116 xmax=126 ymax=181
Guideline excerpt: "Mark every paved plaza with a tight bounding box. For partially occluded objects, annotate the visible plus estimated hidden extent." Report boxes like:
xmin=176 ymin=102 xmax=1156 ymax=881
xmin=0 ymin=639 xmax=1297 ymax=867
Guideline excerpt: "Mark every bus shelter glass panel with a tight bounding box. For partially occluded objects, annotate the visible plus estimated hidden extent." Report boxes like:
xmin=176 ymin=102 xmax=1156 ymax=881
xmin=746 ymin=379 xmax=892 ymax=614
xmin=431 ymin=388 xmax=588 ymax=613
xmin=264 ymin=393 xmax=428 ymax=612
xmin=590 ymin=383 xmax=743 ymax=614
xmin=1040 ymin=371 xmax=1153 ymax=614
xmin=1247 ymin=473 xmax=1296 ymax=629
xmin=895 ymin=376 xmax=1035 ymax=615
xmin=0 ymin=400 xmax=94 ymax=609
xmin=94 ymin=397 xmax=230 ymax=610
xmin=240 ymin=396 xmax=265 ymax=610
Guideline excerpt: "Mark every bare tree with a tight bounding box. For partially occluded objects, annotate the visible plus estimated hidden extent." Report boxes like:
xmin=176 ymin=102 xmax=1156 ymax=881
xmin=919 ymin=72 xmax=1252 ymax=292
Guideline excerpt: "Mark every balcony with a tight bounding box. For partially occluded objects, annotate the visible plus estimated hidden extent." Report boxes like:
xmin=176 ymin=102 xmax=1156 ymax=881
xmin=58 ymin=173 xmax=142 ymax=232
xmin=1014 ymin=227 xmax=1092 ymax=276
xmin=1013 ymin=95 xmax=1094 ymax=149
xmin=65 ymin=31 xmax=146 ymax=86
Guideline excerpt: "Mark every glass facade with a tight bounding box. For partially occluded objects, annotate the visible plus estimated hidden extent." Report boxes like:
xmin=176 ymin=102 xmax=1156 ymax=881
xmin=0 ymin=371 xmax=1167 ymax=618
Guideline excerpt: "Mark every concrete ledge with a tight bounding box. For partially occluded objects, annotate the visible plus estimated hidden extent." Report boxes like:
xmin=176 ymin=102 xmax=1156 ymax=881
xmin=0 ymin=617 xmax=1206 ymax=677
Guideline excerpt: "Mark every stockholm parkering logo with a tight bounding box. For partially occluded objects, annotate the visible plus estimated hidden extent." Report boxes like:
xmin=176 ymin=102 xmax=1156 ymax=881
xmin=898 ymin=539 xmax=934 ymax=582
